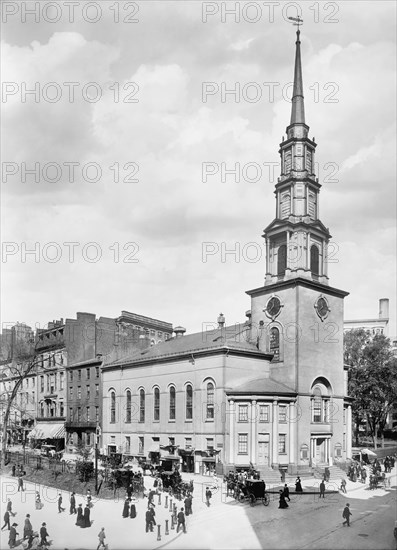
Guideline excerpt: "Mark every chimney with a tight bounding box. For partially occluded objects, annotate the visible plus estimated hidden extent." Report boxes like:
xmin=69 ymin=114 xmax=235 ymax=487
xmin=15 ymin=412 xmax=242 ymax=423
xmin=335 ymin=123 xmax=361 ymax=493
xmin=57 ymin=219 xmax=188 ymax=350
xmin=217 ymin=313 xmax=225 ymax=328
xmin=174 ymin=326 xmax=186 ymax=338
xmin=379 ymin=298 xmax=389 ymax=320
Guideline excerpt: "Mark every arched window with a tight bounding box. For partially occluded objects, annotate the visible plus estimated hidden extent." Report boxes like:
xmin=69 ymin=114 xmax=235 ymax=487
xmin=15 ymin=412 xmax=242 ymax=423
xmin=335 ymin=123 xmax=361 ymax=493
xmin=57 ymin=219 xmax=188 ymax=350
xmin=310 ymin=380 xmax=331 ymax=423
xmin=125 ymin=390 xmax=131 ymax=423
xmin=139 ymin=389 xmax=145 ymax=422
xmin=310 ymin=245 xmax=319 ymax=275
xmin=300 ymin=444 xmax=309 ymax=460
xmin=277 ymin=245 xmax=287 ymax=276
xmin=154 ymin=387 xmax=160 ymax=421
xmin=186 ymin=384 xmax=193 ymax=420
xmin=206 ymin=382 xmax=214 ymax=420
xmin=110 ymin=391 xmax=116 ymax=423
xmin=169 ymin=386 xmax=176 ymax=420
xmin=270 ymin=327 xmax=280 ymax=361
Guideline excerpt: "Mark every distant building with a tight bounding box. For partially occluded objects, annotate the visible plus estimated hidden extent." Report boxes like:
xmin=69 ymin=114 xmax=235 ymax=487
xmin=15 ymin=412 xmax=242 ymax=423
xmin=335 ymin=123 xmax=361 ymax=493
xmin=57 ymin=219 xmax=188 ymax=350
xmin=344 ymin=298 xmax=390 ymax=336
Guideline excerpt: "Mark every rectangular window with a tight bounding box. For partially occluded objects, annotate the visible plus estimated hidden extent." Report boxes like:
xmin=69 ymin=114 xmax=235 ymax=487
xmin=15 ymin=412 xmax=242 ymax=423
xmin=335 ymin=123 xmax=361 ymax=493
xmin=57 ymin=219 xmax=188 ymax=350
xmin=69 ymin=408 xmax=73 ymax=421
xmin=238 ymin=404 xmax=248 ymax=422
xmin=259 ymin=404 xmax=269 ymax=422
xmin=95 ymin=384 xmax=99 ymax=397
xmin=279 ymin=405 xmax=287 ymax=423
xmin=206 ymin=438 xmax=214 ymax=450
xmin=69 ymin=387 xmax=73 ymax=399
xmin=125 ymin=436 xmax=131 ymax=454
xmin=138 ymin=436 xmax=144 ymax=454
xmin=77 ymin=386 xmax=81 ymax=399
xmin=77 ymin=407 xmax=82 ymax=421
xmin=59 ymin=402 xmax=64 ymax=417
xmin=86 ymin=368 xmax=90 ymax=380
xmin=46 ymin=374 xmax=50 ymax=392
xmin=86 ymin=385 xmax=90 ymax=399
xmin=60 ymin=372 xmax=64 ymax=390
xmin=32 ymin=377 xmax=35 ymax=387
xmin=95 ymin=367 xmax=99 ymax=378
xmin=40 ymin=376 xmax=44 ymax=392
xmin=185 ymin=437 xmax=192 ymax=449
xmin=278 ymin=434 xmax=286 ymax=454
xmin=70 ymin=371 xmax=73 ymax=382
xmin=86 ymin=407 xmax=90 ymax=421
xmin=238 ymin=434 xmax=248 ymax=455
xmin=78 ymin=369 xmax=81 ymax=381
xmin=95 ymin=407 xmax=99 ymax=422
xmin=313 ymin=399 xmax=322 ymax=422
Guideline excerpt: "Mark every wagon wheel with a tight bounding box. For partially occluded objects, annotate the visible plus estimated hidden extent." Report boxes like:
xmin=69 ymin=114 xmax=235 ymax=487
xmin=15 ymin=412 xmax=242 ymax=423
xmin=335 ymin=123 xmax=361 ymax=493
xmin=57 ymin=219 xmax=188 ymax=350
xmin=249 ymin=493 xmax=256 ymax=507
xmin=262 ymin=493 xmax=270 ymax=506
xmin=238 ymin=492 xmax=245 ymax=503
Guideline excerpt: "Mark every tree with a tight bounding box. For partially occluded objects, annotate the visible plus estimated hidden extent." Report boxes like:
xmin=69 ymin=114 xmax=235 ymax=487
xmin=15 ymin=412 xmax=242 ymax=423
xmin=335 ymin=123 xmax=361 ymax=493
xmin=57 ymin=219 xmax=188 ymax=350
xmin=344 ymin=329 xmax=397 ymax=448
xmin=0 ymin=339 xmax=38 ymax=466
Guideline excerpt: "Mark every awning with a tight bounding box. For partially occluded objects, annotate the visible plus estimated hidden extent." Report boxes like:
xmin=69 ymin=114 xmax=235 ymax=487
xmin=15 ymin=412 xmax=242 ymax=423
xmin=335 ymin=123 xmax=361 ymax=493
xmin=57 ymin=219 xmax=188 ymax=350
xmin=27 ymin=423 xmax=65 ymax=440
xmin=179 ymin=449 xmax=194 ymax=456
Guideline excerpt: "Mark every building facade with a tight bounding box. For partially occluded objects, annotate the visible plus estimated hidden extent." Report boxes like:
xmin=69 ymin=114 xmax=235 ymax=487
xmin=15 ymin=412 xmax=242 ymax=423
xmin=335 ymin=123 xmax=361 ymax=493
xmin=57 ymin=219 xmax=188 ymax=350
xmin=101 ymin=29 xmax=352 ymax=475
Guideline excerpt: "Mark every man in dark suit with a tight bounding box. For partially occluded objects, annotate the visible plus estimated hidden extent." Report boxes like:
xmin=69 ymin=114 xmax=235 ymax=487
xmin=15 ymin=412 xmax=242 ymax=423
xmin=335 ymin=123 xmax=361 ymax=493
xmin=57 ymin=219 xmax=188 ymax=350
xmin=70 ymin=492 xmax=76 ymax=515
xmin=40 ymin=522 xmax=49 ymax=546
xmin=176 ymin=508 xmax=186 ymax=533
xmin=283 ymin=484 xmax=290 ymax=502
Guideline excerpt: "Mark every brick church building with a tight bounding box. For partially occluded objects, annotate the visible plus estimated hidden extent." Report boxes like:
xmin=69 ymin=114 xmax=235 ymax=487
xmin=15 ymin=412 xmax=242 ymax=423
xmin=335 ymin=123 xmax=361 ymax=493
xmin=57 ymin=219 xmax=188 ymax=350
xmin=101 ymin=28 xmax=352 ymax=476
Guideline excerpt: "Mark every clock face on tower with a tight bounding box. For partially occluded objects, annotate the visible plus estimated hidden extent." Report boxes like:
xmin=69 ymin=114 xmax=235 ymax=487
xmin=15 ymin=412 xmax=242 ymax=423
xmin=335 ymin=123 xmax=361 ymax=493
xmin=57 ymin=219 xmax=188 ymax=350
xmin=265 ymin=296 xmax=282 ymax=320
xmin=315 ymin=296 xmax=330 ymax=321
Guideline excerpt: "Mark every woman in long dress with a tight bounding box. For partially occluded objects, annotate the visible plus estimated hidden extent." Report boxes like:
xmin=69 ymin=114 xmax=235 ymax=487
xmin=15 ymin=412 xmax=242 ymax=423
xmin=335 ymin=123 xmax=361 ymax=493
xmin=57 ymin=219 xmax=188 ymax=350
xmin=122 ymin=499 xmax=130 ymax=518
xmin=295 ymin=477 xmax=303 ymax=493
xmin=129 ymin=498 xmax=137 ymax=519
xmin=76 ymin=504 xmax=84 ymax=527
xmin=278 ymin=490 xmax=289 ymax=509
xmin=83 ymin=504 xmax=91 ymax=528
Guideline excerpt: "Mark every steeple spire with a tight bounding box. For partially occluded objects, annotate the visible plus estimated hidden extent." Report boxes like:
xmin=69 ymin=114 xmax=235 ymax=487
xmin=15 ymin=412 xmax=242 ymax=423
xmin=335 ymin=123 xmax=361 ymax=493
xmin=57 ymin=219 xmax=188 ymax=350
xmin=290 ymin=29 xmax=305 ymax=125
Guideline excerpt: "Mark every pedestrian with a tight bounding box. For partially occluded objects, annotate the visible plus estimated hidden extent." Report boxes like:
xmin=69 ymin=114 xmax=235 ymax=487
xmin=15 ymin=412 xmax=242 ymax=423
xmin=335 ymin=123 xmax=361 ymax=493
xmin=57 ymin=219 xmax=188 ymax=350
xmin=340 ymin=478 xmax=347 ymax=493
xmin=8 ymin=522 xmax=18 ymax=548
xmin=35 ymin=492 xmax=43 ymax=510
xmin=283 ymin=484 xmax=290 ymax=502
xmin=205 ymin=487 xmax=212 ymax=507
xmin=148 ymin=489 xmax=156 ymax=508
xmin=295 ymin=477 xmax=303 ymax=493
xmin=361 ymin=468 xmax=367 ymax=484
xmin=23 ymin=514 xmax=33 ymax=540
xmin=58 ymin=493 xmax=65 ymax=513
xmin=70 ymin=492 xmax=76 ymax=515
xmin=39 ymin=522 xmax=49 ymax=546
xmin=278 ymin=489 xmax=289 ymax=509
xmin=86 ymin=489 xmax=92 ymax=508
xmin=149 ymin=504 xmax=156 ymax=530
xmin=1 ymin=510 xmax=11 ymax=531
xmin=319 ymin=479 xmax=325 ymax=498
xmin=126 ymin=483 xmax=133 ymax=499
xmin=145 ymin=508 xmax=153 ymax=533
xmin=176 ymin=508 xmax=186 ymax=533
xmin=76 ymin=504 xmax=84 ymax=527
xmin=18 ymin=474 xmax=24 ymax=492
xmin=122 ymin=498 xmax=130 ymax=518
xmin=184 ymin=494 xmax=192 ymax=516
xmin=97 ymin=527 xmax=106 ymax=550
xmin=342 ymin=503 xmax=352 ymax=527
xmin=83 ymin=504 xmax=91 ymax=528
xmin=7 ymin=499 xmax=16 ymax=517
xmin=11 ymin=465 xmax=16 ymax=477
xmin=130 ymin=497 xmax=137 ymax=519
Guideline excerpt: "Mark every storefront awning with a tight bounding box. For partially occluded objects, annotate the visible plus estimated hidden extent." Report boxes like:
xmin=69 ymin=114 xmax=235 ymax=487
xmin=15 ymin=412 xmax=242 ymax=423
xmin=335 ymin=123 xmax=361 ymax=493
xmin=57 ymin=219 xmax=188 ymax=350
xmin=28 ymin=423 xmax=65 ymax=440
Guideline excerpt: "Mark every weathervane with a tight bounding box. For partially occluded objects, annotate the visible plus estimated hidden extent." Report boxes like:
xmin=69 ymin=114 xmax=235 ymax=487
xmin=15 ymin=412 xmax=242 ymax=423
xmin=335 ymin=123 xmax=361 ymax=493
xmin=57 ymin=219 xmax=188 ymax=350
xmin=288 ymin=15 xmax=303 ymax=30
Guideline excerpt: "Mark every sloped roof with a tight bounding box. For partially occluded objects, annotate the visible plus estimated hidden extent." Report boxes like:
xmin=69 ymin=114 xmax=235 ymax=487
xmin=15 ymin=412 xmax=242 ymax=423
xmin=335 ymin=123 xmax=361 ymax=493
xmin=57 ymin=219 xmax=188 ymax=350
xmin=104 ymin=323 xmax=269 ymax=368
xmin=226 ymin=377 xmax=296 ymax=395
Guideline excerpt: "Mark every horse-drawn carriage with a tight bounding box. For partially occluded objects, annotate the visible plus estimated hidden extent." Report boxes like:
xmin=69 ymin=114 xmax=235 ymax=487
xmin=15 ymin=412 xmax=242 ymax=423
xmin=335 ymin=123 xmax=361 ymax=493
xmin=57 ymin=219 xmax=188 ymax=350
xmin=236 ymin=480 xmax=270 ymax=507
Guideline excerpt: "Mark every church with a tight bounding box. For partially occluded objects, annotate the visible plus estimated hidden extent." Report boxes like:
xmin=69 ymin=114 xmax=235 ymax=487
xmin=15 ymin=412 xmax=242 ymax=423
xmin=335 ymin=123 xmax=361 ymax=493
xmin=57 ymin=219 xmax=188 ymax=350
xmin=101 ymin=28 xmax=352 ymax=476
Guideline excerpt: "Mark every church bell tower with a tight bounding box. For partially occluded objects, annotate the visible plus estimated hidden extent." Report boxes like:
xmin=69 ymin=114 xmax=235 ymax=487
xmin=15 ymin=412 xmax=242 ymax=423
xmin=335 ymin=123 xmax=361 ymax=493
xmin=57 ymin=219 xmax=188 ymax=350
xmin=264 ymin=29 xmax=331 ymax=286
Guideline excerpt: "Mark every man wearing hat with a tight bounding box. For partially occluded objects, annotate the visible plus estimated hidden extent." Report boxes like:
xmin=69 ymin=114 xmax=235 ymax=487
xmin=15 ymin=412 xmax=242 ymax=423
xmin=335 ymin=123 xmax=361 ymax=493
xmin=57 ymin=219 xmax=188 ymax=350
xmin=9 ymin=522 xmax=19 ymax=548
xmin=40 ymin=522 xmax=49 ymax=546
xmin=23 ymin=514 xmax=33 ymax=540
xmin=1 ymin=509 xmax=10 ymax=531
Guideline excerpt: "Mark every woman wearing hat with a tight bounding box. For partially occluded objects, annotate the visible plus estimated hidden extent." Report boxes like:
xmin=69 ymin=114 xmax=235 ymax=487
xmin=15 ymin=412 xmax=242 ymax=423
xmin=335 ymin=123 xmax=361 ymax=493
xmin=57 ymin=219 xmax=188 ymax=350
xmin=23 ymin=514 xmax=33 ymax=540
xmin=130 ymin=498 xmax=137 ymax=519
xmin=40 ymin=522 xmax=49 ymax=546
xmin=122 ymin=498 xmax=130 ymax=518
xmin=76 ymin=504 xmax=84 ymax=527
xmin=9 ymin=522 xmax=19 ymax=548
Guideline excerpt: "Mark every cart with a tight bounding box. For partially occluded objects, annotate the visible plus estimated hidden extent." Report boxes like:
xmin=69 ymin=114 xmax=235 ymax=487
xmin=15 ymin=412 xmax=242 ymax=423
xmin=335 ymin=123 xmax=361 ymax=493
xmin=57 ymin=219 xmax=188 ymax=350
xmin=238 ymin=480 xmax=270 ymax=506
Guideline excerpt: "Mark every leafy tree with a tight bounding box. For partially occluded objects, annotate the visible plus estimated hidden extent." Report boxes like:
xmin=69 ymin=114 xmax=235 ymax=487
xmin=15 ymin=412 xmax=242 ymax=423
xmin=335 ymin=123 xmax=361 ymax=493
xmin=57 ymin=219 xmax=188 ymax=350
xmin=345 ymin=329 xmax=397 ymax=448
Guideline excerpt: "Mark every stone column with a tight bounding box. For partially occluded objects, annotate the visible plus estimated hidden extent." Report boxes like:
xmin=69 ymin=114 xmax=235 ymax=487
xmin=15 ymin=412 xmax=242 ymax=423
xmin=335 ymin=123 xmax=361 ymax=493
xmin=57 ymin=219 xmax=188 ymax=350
xmin=307 ymin=232 xmax=311 ymax=269
xmin=286 ymin=231 xmax=290 ymax=269
xmin=272 ymin=400 xmax=278 ymax=466
xmin=346 ymin=405 xmax=352 ymax=459
xmin=288 ymin=402 xmax=295 ymax=465
xmin=229 ymin=400 xmax=234 ymax=464
xmin=251 ymin=400 xmax=257 ymax=464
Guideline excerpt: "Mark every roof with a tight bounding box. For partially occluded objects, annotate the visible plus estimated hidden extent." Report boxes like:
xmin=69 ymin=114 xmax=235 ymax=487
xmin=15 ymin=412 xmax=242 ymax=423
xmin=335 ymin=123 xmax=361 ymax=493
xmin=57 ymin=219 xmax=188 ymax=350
xmin=68 ymin=357 xmax=102 ymax=368
xmin=226 ymin=377 xmax=296 ymax=395
xmin=104 ymin=323 xmax=270 ymax=368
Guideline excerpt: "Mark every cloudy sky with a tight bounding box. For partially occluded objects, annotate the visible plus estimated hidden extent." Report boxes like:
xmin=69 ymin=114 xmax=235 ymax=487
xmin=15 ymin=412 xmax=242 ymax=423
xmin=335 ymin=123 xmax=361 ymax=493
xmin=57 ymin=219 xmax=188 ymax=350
xmin=1 ymin=0 xmax=396 ymax=337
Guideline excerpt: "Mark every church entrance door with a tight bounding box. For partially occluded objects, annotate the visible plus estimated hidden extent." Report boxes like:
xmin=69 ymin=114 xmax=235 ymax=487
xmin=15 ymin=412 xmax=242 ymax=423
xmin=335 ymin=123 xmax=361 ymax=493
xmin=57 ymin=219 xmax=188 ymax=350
xmin=258 ymin=441 xmax=269 ymax=466
xmin=315 ymin=438 xmax=326 ymax=464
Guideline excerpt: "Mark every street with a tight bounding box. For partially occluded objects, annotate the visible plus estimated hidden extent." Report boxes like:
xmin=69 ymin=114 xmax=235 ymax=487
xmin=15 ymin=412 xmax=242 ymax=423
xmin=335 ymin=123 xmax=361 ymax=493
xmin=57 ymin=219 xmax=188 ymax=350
xmin=1 ymin=469 xmax=396 ymax=550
